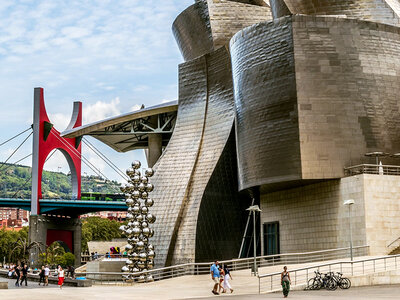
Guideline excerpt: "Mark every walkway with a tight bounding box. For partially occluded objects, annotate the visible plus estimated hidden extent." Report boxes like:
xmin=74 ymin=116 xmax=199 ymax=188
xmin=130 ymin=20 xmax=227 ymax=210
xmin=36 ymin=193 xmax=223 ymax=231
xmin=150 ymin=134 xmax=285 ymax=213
xmin=0 ymin=255 xmax=379 ymax=300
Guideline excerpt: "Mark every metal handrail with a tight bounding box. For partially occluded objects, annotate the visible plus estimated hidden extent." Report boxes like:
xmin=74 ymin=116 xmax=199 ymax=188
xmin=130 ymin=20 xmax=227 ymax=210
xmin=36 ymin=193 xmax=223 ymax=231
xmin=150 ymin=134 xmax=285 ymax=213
xmin=258 ymin=253 xmax=400 ymax=294
xmin=76 ymin=245 xmax=369 ymax=284
xmin=388 ymin=236 xmax=400 ymax=248
xmin=344 ymin=164 xmax=400 ymax=176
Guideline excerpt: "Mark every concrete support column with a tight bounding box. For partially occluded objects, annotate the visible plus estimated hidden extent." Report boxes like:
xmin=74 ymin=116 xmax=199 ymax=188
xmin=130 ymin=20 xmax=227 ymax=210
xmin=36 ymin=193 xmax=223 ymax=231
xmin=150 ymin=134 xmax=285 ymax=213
xmin=147 ymin=134 xmax=162 ymax=168
xmin=29 ymin=215 xmax=82 ymax=268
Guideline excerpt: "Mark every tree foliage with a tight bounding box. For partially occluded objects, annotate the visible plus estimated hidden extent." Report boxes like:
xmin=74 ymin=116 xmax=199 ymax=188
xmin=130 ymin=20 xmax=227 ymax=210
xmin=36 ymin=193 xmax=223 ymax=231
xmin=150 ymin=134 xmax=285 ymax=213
xmin=38 ymin=241 xmax=75 ymax=267
xmin=0 ymin=163 xmax=121 ymax=199
xmin=0 ymin=227 xmax=31 ymax=264
xmin=81 ymin=217 xmax=125 ymax=252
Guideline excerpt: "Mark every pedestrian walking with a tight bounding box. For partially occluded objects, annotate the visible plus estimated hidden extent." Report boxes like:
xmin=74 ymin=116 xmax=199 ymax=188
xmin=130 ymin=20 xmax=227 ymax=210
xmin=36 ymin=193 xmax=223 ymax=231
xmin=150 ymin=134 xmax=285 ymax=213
xmin=281 ymin=266 xmax=291 ymax=298
xmin=210 ymin=260 xmax=220 ymax=295
xmin=58 ymin=266 xmax=65 ymax=289
xmin=223 ymin=265 xmax=234 ymax=293
xmin=44 ymin=265 xmax=50 ymax=286
xmin=20 ymin=264 xmax=28 ymax=286
xmin=218 ymin=267 xmax=225 ymax=293
xmin=38 ymin=266 xmax=45 ymax=285
xmin=14 ymin=265 xmax=21 ymax=287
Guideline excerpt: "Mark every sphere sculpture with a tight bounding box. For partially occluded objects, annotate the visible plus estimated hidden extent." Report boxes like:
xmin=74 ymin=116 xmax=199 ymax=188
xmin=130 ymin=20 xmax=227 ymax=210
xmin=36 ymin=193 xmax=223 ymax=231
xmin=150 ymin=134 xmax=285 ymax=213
xmin=120 ymin=160 xmax=156 ymax=282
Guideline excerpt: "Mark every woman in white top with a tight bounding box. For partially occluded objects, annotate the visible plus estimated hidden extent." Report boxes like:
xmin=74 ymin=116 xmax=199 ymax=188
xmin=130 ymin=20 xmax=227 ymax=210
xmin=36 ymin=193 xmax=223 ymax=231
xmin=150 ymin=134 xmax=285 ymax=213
xmin=58 ymin=266 xmax=65 ymax=289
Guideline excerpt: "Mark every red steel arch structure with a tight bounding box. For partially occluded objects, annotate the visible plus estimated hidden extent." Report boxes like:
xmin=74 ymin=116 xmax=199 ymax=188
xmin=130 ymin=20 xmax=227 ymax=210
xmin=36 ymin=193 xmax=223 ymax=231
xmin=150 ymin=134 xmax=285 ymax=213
xmin=31 ymin=87 xmax=82 ymax=215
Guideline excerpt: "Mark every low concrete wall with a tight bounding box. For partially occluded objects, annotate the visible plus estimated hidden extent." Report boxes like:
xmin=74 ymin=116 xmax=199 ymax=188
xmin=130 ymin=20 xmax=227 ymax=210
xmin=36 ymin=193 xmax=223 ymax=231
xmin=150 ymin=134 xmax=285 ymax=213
xmin=85 ymin=259 xmax=126 ymax=280
xmin=349 ymin=269 xmax=400 ymax=286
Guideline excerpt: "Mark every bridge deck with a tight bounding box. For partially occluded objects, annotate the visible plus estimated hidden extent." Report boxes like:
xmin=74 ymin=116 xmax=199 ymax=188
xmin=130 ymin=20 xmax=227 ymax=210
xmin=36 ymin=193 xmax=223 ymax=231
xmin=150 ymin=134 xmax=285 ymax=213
xmin=0 ymin=198 xmax=127 ymax=216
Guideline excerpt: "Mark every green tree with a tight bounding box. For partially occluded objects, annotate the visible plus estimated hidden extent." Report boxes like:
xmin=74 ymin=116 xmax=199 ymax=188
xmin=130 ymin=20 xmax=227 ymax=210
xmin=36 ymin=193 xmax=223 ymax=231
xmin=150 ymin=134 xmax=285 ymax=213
xmin=81 ymin=217 xmax=125 ymax=251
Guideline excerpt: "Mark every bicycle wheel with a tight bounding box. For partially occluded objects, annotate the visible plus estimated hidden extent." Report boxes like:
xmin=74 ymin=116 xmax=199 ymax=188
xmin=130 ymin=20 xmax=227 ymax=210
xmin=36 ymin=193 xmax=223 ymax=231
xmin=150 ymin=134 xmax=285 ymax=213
xmin=339 ymin=278 xmax=351 ymax=289
xmin=307 ymin=278 xmax=315 ymax=290
xmin=327 ymin=279 xmax=337 ymax=291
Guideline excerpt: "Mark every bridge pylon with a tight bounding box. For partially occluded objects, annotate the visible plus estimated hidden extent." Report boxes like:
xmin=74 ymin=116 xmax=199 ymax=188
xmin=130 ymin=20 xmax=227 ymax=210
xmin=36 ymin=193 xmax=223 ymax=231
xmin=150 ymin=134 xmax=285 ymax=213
xmin=29 ymin=87 xmax=82 ymax=267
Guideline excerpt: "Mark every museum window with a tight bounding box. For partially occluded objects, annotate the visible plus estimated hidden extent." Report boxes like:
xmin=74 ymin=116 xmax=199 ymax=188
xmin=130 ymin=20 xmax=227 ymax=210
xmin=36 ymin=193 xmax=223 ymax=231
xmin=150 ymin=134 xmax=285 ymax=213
xmin=263 ymin=222 xmax=280 ymax=255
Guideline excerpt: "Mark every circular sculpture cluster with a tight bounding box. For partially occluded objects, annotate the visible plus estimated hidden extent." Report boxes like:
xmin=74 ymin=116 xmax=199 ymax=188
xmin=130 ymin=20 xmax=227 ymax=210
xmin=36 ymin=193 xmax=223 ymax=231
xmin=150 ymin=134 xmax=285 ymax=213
xmin=120 ymin=160 xmax=156 ymax=282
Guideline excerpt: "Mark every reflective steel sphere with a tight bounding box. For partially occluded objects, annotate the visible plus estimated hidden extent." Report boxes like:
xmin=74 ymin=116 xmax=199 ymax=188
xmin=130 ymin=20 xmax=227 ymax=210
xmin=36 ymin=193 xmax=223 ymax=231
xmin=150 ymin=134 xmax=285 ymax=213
xmin=125 ymin=244 xmax=133 ymax=251
xmin=147 ymin=259 xmax=154 ymax=267
xmin=132 ymin=190 xmax=140 ymax=199
xmin=136 ymin=214 xmax=144 ymax=222
xmin=146 ymin=213 xmax=156 ymax=223
xmin=125 ymin=229 xmax=133 ymax=236
xmin=131 ymin=221 xmax=140 ymax=228
xmin=132 ymin=205 xmax=140 ymax=214
xmin=141 ymin=206 xmax=148 ymax=214
xmin=121 ymin=266 xmax=129 ymax=272
xmin=126 ymin=167 xmax=135 ymax=177
xmin=141 ymin=191 xmax=148 ymax=199
xmin=141 ymin=221 xmax=148 ymax=228
xmin=136 ymin=240 xmax=145 ymax=251
xmin=119 ymin=225 xmax=126 ymax=231
xmin=126 ymin=213 xmax=134 ymax=220
xmin=139 ymin=252 xmax=147 ymax=262
xmin=138 ymin=183 xmax=145 ymax=192
xmin=137 ymin=264 xmax=146 ymax=271
xmin=145 ymin=198 xmax=154 ymax=207
xmin=126 ymin=259 xmax=133 ymax=265
xmin=132 ymin=175 xmax=140 ymax=184
xmin=147 ymin=250 xmax=155 ymax=259
xmin=145 ymin=168 xmax=154 ymax=177
xmin=140 ymin=176 xmax=148 ymax=184
xmin=131 ymin=252 xmax=139 ymax=261
xmin=132 ymin=227 xmax=141 ymax=237
xmin=146 ymin=275 xmax=154 ymax=281
xmin=131 ymin=160 xmax=141 ymax=169
xmin=142 ymin=227 xmax=150 ymax=237
xmin=149 ymin=228 xmax=154 ymax=238
xmin=147 ymin=244 xmax=154 ymax=250
xmin=125 ymin=198 xmax=134 ymax=206
xmin=145 ymin=183 xmax=154 ymax=192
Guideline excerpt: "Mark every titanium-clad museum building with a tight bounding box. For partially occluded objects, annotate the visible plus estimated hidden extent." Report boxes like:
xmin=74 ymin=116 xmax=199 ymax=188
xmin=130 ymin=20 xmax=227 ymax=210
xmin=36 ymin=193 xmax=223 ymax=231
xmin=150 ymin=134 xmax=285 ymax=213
xmin=64 ymin=0 xmax=400 ymax=267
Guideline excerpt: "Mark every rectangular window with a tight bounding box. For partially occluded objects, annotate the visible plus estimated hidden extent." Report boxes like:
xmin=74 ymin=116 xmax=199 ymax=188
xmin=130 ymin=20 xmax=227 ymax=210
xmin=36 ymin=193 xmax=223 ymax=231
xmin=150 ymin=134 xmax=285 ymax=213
xmin=263 ymin=222 xmax=280 ymax=255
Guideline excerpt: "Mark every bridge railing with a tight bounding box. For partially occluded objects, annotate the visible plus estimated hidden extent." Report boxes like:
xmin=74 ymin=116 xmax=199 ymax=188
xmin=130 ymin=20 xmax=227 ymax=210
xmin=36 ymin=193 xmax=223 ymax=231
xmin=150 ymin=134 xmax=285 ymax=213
xmin=76 ymin=245 xmax=369 ymax=285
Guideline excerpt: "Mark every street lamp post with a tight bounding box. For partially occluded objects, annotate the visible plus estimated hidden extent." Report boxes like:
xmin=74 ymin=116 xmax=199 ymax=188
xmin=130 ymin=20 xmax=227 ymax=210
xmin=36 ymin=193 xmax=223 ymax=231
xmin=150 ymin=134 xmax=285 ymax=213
xmin=344 ymin=199 xmax=355 ymax=261
xmin=246 ymin=205 xmax=262 ymax=276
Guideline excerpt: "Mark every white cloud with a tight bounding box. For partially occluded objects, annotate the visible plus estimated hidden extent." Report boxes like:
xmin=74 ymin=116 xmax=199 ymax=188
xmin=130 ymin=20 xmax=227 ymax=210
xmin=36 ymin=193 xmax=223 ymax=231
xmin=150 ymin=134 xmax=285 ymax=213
xmin=131 ymin=104 xmax=141 ymax=111
xmin=83 ymin=97 xmax=121 ymax=124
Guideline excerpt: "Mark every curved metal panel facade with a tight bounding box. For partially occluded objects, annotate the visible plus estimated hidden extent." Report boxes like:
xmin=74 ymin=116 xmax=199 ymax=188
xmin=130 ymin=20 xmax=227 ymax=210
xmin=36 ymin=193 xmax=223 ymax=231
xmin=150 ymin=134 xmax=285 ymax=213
xmin=150 ymin=47 xmax=239 ymax=267
xmin=230 ymin=19 xmax=302 ymax=191
xmin=273 ymin=0 xmax=400 ymax=25
xmin=172 ymin=3 xmax=214 ymax=61
xmin=231 ymin=15 xmax=400 ymax=191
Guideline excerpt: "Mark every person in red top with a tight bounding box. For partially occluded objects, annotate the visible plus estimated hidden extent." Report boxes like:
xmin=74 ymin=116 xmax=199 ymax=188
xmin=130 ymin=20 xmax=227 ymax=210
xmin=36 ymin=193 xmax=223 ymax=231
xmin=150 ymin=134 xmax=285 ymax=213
xmin=57 ymin=266 xmax=65 ymax=289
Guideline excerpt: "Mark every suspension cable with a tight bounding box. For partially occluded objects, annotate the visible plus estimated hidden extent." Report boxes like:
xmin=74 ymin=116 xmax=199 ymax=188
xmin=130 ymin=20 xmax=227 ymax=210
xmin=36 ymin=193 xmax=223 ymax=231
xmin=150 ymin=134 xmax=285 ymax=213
xmin=0 ymin=132 xmax=33 ymax=171
xmin=82 ymin=138 xmax=129 ymax=181
xmin=0 ymin=153 xmax=32 ymax=173
xmin=0 ymin=127 xmax=32 ymax=148
xmin=49 ymin=130 xmax=113 ymax=182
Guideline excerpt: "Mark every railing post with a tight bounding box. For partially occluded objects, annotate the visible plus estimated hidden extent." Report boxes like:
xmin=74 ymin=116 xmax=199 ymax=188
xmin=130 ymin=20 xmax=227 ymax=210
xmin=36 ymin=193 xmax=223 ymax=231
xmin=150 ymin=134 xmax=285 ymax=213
xmin=271 ymin=275 xmax=273 ymax=291
xmin=351 ymin=262 xmax=354 ymax=276
xmin=396 ymin=256 xmax=397 ymax=269
xmin=259 ymin=276 xmax=260 ymax=294
xmin=374 ymin=260 xmax=375 ymax=273
xmin=295 ymin=270 xmax=297 ymax=286
xmin=385 ymin=258 xmax=386 ymax=271
xmin=363 ymin=261 xmax=364 ymax=274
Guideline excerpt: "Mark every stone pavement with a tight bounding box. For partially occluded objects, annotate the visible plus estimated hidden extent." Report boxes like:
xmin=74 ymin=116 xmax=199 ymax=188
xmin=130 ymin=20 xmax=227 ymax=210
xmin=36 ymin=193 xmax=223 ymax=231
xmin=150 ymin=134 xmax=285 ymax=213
xmin=0 ymin=256 xmax=389 ymax=300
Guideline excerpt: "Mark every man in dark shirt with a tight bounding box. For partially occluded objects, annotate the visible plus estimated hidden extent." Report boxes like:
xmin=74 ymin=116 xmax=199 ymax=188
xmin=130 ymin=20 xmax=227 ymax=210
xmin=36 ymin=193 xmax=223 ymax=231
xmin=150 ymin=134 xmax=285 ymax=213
xmin=15 ymin=265 xmax=21 ymax=287
xmin=20 ymin=264 xmax=28 ymax=286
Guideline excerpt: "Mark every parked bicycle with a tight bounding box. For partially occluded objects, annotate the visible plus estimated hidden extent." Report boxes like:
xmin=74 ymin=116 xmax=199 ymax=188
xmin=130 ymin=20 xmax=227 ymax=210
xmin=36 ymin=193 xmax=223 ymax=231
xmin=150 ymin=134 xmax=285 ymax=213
xmin=306 ymin=271 xmax=351 ymax=291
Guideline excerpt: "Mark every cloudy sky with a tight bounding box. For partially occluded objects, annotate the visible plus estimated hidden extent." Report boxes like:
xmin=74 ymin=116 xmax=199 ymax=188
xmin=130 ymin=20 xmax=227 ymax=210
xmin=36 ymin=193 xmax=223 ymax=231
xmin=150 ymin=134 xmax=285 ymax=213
xmin=0 ymin=0 xmax=193 ymax=184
